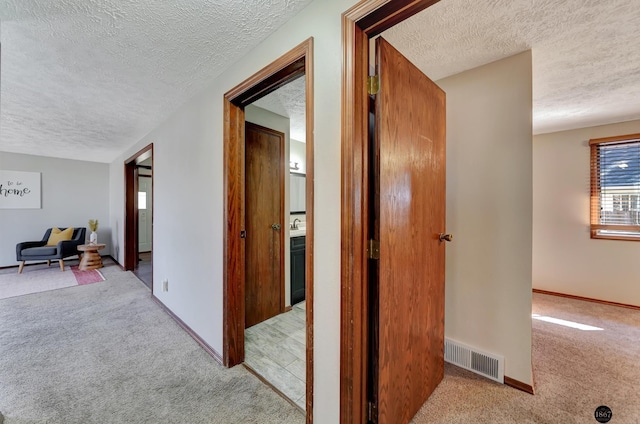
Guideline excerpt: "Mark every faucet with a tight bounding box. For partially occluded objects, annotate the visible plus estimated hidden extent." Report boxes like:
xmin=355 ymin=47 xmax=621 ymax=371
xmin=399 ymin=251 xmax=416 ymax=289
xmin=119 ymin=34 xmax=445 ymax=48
xmin=291 ymin=218 xmax=301 ymax=230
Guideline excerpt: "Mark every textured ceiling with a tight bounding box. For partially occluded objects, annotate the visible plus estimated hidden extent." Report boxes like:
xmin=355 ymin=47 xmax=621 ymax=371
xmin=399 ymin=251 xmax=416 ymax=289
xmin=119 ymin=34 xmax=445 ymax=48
xmin=383 ymin=0 xmax=640 ymax=135
xmin=253 ymin=76 xmax=306 ymax=142
xmin=2 ymin=1 xmax=639 ymax=163
xmin=0 ymin=0 xmax=313 ymax=162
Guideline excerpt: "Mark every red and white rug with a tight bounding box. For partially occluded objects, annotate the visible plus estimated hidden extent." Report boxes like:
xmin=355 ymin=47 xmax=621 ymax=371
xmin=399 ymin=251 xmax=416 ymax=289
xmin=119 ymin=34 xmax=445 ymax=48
xmin=0 ymin=265 xmax=105 ymax=300
xmin=70 ymin=265 xmax=105 ymax=285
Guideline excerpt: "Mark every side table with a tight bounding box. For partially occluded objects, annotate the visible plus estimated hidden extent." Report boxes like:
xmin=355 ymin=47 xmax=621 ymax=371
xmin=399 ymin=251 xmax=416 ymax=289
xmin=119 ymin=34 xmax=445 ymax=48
xmin=78 ymin=243 xmax=106 ymax=271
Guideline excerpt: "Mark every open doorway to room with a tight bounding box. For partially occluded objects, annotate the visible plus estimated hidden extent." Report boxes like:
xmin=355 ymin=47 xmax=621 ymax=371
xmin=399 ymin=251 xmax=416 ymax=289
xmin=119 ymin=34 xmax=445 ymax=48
xmin=339 ymin=3 xmax=459 ymax=423
xmin=223 ymin=39 xmax=314 ymax=418
xmin=136 ymin=157 xmax=153 ymax=288
xmin=242 ymin=75 xmax=308 ymax=410
xmin=124 ymin=144 xmax=153 ymax=291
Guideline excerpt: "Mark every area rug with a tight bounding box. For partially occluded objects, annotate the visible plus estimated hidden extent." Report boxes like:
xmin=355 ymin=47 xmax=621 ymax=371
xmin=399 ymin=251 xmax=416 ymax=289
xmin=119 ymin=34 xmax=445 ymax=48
xmin=0 ymin=266 xmax=104 ymax=300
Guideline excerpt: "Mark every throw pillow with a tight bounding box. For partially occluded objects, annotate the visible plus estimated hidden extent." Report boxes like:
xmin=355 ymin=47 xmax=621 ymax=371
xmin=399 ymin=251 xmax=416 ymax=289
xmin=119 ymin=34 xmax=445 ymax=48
xmin=46 ymin=227 xmax=74 ymax=246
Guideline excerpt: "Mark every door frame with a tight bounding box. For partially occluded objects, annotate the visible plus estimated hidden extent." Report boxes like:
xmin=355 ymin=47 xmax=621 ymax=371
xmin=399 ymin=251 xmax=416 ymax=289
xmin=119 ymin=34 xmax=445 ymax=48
xmin=340 ymin=1 xmax=441 ymax=422
xmin=124 ymin=143 xmax=154 ymax=287
xmin=223 ymin=38 xmax=315 ymax=420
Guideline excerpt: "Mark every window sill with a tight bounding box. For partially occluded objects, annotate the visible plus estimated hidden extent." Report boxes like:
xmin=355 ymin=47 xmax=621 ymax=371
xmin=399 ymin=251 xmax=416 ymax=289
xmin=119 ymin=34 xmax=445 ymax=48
xmin=591 ymin=232 xmax=640 ymax=242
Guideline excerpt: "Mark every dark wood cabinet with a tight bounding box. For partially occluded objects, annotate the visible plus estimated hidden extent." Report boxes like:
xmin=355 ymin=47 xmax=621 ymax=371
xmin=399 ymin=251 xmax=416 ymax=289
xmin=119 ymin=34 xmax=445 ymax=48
xmin=290 ymin=235 xmax=306 ymax=305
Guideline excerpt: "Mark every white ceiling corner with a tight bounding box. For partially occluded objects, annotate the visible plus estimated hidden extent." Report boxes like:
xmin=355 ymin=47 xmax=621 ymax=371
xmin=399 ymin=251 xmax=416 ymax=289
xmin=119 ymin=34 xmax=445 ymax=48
xmin=0 ymin=0 xmax=313 ymax=162
xmin=252 ymin=76 xmax=306 ymax=142
xmin=382 ymin=0 xmax=640 ymax=135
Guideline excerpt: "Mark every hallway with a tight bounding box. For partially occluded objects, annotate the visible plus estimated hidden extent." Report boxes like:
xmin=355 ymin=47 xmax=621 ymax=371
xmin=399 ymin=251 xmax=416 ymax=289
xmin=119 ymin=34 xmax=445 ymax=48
xmin=134 ymin=251 xmax=152 ymax=289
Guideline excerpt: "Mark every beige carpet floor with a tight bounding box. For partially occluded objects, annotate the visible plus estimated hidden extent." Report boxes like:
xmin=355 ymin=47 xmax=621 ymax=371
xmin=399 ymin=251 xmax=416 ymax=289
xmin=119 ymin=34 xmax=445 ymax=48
xmin=3 ymin=260 xmax=639 ymax=423
xmin=412 ymin=292 xmax=640 ymax=423
xmin=0 ymin=263 xmax=303 ymax=423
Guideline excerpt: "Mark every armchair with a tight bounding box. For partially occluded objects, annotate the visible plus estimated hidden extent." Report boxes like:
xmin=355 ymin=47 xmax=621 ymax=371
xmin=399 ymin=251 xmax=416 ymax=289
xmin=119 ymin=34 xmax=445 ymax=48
xmin=16 ymin=227 xmax=86 ymax=274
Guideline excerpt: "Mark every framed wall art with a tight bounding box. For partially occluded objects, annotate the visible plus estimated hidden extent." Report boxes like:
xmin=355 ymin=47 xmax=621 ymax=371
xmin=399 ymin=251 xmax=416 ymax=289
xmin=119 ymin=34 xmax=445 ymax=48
xmin=0 ymin=170 xmax=42 ymax=209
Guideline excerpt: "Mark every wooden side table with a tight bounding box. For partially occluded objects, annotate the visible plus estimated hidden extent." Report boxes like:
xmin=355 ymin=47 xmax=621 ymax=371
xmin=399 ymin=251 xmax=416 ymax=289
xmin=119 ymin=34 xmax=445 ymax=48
xmin=78 ymin=244 xmax=106 ymax=270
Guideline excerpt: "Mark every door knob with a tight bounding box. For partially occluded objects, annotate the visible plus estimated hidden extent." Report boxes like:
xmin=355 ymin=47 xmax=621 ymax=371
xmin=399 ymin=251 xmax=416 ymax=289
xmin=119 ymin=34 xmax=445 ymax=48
xmin=271 ymin=224 xmax=281 ymax=230
xmin=439 ymin=233 xmax=453 ymax=242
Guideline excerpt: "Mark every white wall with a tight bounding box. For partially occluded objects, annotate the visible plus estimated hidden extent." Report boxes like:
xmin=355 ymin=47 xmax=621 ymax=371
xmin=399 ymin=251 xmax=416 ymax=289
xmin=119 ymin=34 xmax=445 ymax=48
xmin=109 ymin=0 xmax=352 ymax=420
xmin=289 ymin=139 xmax=307 ymax=228
xmin=245 ymin=104 xmax=293 ymax=307
xmin=533 ymin=119 xmax=640 ymax=306
xmin=290 ymin=138 xmax=306 ymax=174
xmin=108 ymin=2 xmax=537 ymax=418
xmin=0 ymin=152 xmax=110 ymax=267
xmin=438 ymin=51 xmax=533 ymax=385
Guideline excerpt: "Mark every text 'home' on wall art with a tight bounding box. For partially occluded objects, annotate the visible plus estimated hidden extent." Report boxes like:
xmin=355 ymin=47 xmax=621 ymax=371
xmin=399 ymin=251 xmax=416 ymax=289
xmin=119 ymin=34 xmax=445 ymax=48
xmin=0 ymin=170 xmax=42 ymax=209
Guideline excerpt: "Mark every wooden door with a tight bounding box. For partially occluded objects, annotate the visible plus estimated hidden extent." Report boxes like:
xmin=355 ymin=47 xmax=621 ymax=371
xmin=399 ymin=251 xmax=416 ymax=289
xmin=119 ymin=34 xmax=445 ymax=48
xmin=245 ymin=122 xmax=285 ymax=328
xmin=369 ymin=37 xmax=446 ymax=424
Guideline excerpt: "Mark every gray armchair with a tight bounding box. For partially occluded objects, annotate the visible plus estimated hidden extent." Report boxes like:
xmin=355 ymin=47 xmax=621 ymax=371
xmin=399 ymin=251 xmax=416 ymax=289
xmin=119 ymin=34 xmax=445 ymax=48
xmin=16 ymin=227 xmax=86 ymax=273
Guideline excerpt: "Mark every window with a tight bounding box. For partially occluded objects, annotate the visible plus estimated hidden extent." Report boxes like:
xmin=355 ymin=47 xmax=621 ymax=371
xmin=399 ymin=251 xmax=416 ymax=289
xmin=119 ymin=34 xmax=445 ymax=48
xmin=590 ymin=133 xmax=640 ymax=240
xmin=138 ymin=192 xmax=147 ymax=210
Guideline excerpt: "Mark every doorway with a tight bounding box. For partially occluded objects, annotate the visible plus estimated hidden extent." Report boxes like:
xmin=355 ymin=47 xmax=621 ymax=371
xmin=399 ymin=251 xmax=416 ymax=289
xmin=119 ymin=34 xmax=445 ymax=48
xmin=136 ymin=157 xmax=153 ymax=288
xmin=124 ymin=144 xmax=154 ymax=290
xmin=341 ymin=1 xmax=447 ymax=423
xmin=223 ymin=38 xmax=315 ymax=419
xmin=242 ymin=77 xmax=309 ymax=409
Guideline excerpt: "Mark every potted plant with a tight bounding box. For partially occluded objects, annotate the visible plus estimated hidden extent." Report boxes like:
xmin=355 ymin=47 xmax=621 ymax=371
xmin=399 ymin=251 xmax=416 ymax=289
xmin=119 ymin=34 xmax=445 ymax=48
xmin=88 ymin=219 xmax=99 ymax=244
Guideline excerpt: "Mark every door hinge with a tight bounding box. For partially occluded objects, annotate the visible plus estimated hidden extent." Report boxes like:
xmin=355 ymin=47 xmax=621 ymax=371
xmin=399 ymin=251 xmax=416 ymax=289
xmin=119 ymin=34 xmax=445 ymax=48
xmin=367 ymin=401 xmax=378 ymax=423
xmin=367 ymin=75 xmax=380 ymax=95
xmin=367 ymin=239 xmax=380 ymax=260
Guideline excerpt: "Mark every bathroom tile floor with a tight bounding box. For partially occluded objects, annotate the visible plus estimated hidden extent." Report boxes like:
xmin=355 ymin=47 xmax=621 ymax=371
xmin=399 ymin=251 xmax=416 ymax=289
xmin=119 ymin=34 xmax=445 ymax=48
xmin=245 ymin=301 xmax=306 ymax=410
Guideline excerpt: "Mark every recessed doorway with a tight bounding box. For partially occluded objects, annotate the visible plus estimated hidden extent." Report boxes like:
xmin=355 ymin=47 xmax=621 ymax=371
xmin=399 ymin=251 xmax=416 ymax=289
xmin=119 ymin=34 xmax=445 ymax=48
xmin=223 ymin=38 xmax=314 ymax=419
xmin=124 ymin=144 xmax=153 ymax=290
xmin=135 ymin=157 xmax=153 ymax=288
xmin=242 ymin=76 xmax=309 ymax=410
xmin=341 ymin=2 xmax=448 ymax=423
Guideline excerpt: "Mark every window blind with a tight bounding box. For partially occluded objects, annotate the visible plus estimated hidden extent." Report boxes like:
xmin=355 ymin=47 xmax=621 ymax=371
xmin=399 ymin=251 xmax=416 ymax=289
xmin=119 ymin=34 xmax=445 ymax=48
xmin=590 ymin=133 xmax=640 ymax=240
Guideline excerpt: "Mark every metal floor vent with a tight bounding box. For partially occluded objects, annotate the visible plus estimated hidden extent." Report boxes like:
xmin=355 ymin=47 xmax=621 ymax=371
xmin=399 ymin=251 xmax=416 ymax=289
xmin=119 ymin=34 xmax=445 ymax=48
xmin=444 ymin=338 xmax=504 ymax=383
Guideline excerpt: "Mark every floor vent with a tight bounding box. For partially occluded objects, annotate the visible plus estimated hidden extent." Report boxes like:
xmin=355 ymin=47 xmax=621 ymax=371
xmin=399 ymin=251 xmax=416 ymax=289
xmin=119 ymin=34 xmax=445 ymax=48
xmin=444 ymin=338 xmax=504 ymax=383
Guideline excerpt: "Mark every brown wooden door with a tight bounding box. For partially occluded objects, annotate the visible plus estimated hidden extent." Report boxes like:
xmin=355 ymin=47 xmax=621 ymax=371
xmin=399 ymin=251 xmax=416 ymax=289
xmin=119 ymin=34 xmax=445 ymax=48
xmin=245 ymin=122 xmax=284 ymax=328
xmin=370 ymin=37 xmax=446 ymax=424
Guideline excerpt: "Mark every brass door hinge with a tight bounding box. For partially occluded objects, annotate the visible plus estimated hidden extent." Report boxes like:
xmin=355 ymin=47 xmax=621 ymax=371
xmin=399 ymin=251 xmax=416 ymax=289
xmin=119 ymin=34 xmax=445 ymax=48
xmin=367 ymin=239 xmax=380 ymax=260
xmin=367 ymin=75 xmax=380 ymax=95
xmin=367 ymin=401 xmax=378 ymax=423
